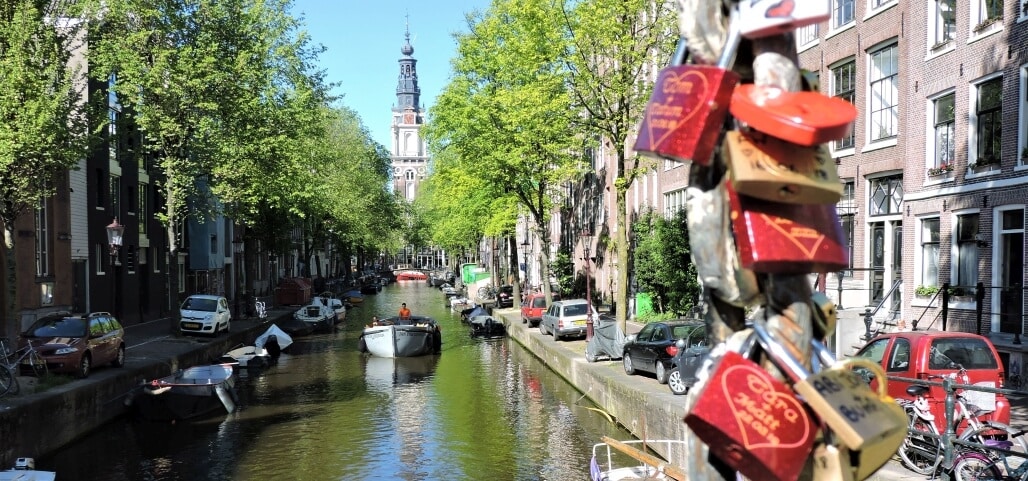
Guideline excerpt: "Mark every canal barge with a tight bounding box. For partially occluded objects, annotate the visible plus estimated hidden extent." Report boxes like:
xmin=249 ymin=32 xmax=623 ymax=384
xmin=358 ymin=315 xmax=441 ymax=358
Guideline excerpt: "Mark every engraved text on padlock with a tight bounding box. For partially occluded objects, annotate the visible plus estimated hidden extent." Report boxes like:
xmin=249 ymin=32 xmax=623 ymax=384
xmin=724 ymin=130 xmax=843 ymax=204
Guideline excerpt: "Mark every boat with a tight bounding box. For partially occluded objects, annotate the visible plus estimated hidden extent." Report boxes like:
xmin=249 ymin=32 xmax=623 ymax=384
xmin=293 ymin=297 xmax=336 ymax=333
xmin=441 ymin=284 xmax=460 ymax=298
xmin=343 ymin=290 xmax=365 ymax=305
xmin=468 ymin=313 xmax=506 ymax=339
xmin=396 ymin=270 xmax=427 ymax=281
xmin=316 ymin=292 xmax=347 ymax=323
xmin=126 ymin=364 xmax=237 ymax=422
xmin=278 ymin=317 xmax=315 ymax=337
xmin=589 ymin=437 xmax=687 ymax=481
xmin=254 ymin=323 xmax=293 ymax=357
xmin=0 ymin=458 xmax=56 ymax=481
xmin=449 ymin=296 xmax=474 ymax=310
xmin=220 ymin=344 xmax=270 ymax=368
xmin=357 ymin=315 xmax=441 ymax=358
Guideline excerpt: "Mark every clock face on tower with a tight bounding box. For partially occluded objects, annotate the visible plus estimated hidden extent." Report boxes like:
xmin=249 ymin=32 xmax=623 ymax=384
xmin=403 ymin=112 xmax=415 ymax=124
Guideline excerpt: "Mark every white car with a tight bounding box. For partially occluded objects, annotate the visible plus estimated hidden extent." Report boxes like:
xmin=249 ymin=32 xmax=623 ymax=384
xmin=539 ymin=299 xmax=597 ymax=341
xmin=179 ymin=295 xmax=231 ymax=336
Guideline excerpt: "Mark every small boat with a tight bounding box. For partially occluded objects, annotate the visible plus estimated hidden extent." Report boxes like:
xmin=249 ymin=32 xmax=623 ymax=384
xmin=293 ymin=297 xmax=336 ymax=333
xmin=254 ymin=323 xmax=293 ymax=358
xmin=589 ymin=437 xmax=687 ymax=481
xmin=220 ymin=344 xmax=270 ymax=368
xmin=449 ymin=296 xmax=474 ymax=310
xmin=358 ymin=315 xmax=441 ymax=358
xmin=0 ymin=458 xmax=56 ymax=481
xmin=441 ymin=285 xmax=460 ymax=298
xmin=343 ymin=290 xmax=365 ymax=305
xmin=396 ymin=270 xmax=427 ymax=281
xmin=278 ymin=318 xmax=315 ymax=337
xmin=126 ymin=364 xmax=237 ymax=422
xmin=469 ymin=314 xmax=506 ymax=339
xmin=317 ymin=292 xmax=347 ymax=323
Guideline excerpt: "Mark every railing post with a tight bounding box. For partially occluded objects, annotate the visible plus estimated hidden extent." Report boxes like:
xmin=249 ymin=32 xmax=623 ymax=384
xmin=837 ymin=271 xmax=845 ymax=310
xmin=942 ymin=377 xmax=956 ymax=475
xmin=942 ymin=282 xmax=950 ymax=331
xmin=976 ymin=282 xmax=984 ymax=336
xmin=864 ymin=308 xmax=873 ymax=340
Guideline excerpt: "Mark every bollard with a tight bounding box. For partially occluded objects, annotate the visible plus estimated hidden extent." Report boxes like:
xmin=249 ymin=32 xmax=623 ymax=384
xmin=863 ymin=307 xmax=873 ymax=340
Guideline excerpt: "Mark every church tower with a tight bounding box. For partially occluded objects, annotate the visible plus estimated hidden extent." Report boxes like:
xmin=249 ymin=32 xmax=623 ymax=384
xmin=390 ymin=22 xmax=429 ymax=201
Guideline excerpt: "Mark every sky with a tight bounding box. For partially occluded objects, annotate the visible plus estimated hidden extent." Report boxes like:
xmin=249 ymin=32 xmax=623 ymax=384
xmin=289 ymin=1 xmax=493 ymax=149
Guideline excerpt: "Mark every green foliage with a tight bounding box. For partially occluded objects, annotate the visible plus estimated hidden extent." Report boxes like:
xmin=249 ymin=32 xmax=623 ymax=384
xmin=915 ymin=285 xmax=940 ymax=297
xmin=633 ymin=209 xmax=701 ymax=316
xmin=550 ymin=249 xmax=575 ymax=297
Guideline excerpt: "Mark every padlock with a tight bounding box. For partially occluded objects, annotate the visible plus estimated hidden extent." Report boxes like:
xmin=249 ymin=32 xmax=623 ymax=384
xmin=633 ymin=5 xmax=743 ymax=166
xmin=812 ymin=437 xmax=856 ymax=481
xmin=684 ymin=330 xmax=817 ymax=481
xmin=752 ymin=321 xmax=907 ymax=455
xmin=726 ymin=180 xmax=848 ymax=273
xmin=724 ymin=129 xmax=843 ymax=204
xmin=730 ymin=83 xmax=858 ymax=146
xmin=809 ymin=339 xmax=908 ymax=480
xmin=739 ymin=0 xmax=830 ymax=39
xmin=685 ymin=184 xmax=761 ymax=307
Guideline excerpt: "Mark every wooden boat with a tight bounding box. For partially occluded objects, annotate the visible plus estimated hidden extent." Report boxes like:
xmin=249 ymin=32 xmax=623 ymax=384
xmin=0 ymin=458 xmax=56 ymax=481
xmin=126 ymin=364 xmax=237 ymax=422
xmin=293 ymin=297 xmax=336 ymax=333
xmin=589 ymin=437 xmax=687 ymax=481
xmin=358 ymin=315 xmax=441 ymax=358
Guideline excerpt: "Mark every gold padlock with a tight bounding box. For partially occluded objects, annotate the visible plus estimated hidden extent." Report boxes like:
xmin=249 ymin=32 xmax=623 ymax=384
xmin=752 ymin=322 xmax=907 ymax=453
xmin=812 ymin=440 xmax=856 ymax=481
xmin=724 ymin=129 xmax=843 ymax=204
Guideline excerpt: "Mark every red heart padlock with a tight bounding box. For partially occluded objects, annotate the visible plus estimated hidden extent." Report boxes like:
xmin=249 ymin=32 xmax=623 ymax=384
xmin=726 ymin=181 xmax=849 ymax=273
xmin=685 ymin=349 xmax=816 ymax=481
xmin=633 ymin=7 xmax=743 ymax=166
xmin=730 ymin=84 xmax=857 ymax=146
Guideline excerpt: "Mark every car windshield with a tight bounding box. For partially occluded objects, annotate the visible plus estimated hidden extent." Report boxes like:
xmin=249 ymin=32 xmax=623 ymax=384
xmin=928 ymin=338 xmax=998 ymax=370
xmin=563 ymin=304 xmax=589 ymax=316
xmin=182 ymin=298 xmax=218 ymax=312
xmin=26 ymin=317 xmax=86 ymax=338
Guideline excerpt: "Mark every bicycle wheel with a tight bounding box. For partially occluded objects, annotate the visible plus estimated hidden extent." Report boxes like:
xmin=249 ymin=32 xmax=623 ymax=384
xmin=960 ymin=421 xmax=1028 ymax=456
xmin=26 ymin=351 xmax=47 ymax=377
xmin=897 ymin=412 xmax=943 ymax=475
xmin=0 ymin=365 xmax=18 ymax=396
xmin=953 ymin=452 xmax=1004 ymax=481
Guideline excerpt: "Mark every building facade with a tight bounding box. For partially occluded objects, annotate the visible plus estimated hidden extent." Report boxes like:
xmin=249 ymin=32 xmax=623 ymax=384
xmin=390 ymin=27 xmax=430 ymax=202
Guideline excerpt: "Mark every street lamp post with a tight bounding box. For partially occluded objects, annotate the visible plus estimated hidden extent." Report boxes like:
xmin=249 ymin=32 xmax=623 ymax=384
xmin=233 ymin=236 xmax=244 ymax=319
xmin=521 ymin=237 xmax=531 ymax=292
xmin=581 ymin=229 xmax=593 ymax=341
xmin=106 ymin=218 xmax=125 ymax=319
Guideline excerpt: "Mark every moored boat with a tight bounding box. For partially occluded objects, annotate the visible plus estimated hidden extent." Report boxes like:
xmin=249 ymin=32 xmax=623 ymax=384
xmin=396 ymin=270 xmax=427 ymax=281
xmin=220 ymin=344 xmax=270 ymax=368
xmin=589 ymin=437 xmax=686 ymax=481
xmin=358 ymin=315 xmax=441 ymax=358
xmin=126 ymin=364 xmax=237 ymax=422
xmin=316 ymin=292 xmax=347 ymax=323
xmin=293 ymin=297 xmax=336 ymax=333
xmin=254 ymin=323 xmax=293 ymax=358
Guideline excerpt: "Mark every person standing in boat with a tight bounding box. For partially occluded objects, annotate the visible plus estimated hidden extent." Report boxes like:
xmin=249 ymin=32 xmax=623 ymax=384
xmin=398 ymin=303 xmax=411 ymax=320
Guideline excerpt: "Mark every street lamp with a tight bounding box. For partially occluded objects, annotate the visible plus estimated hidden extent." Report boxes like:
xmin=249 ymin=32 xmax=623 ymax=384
xmin=233 ymin=236 xmax=244 ymax=318
xmin=581 ymin=229 xmax=594 ymax=341
xmin=521 ymin=236 xmax=531 ymax=292
xmin=106 ymin=218 xmax=125 ymax=318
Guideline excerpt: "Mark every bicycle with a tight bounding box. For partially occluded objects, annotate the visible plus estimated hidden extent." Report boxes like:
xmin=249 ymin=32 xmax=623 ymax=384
xmin=255 ymin=297 xmax=268 ymax=320
xmin=897 ymin=366 xmax=1027 ymax=476
xmin=1 ymin=337 xmax=48 ymax=378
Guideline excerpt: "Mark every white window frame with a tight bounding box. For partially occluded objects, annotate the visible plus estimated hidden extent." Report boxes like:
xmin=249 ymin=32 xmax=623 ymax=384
xmin=926 ymin=89 xmax=956 ymax=182
xmin=929 ymin=0 xmax=957 ymax=53
xmin=866 ymin=42 xmax=899 ymax=147
xmin=951 ymin=210 xmax=981 ymax=309
xmin=796 ymin=24 xmax=819 ymax=51
xmin=830 ymin=58 xmax=857 ymax=156
xmin=918 ymin=216 xmax=941 ymax=290
xmin=833 ymin=0 xmax=855 ymax=29
xmin=96 ymin=244 xmax=106 ymax=275
xmin=1018 ymin=65 xmax=1028 ymax=170
xmin=967 ymin=73 xmax=1003 ymax=176
xmin=970 ymin=0 xmax=1004 ymax=39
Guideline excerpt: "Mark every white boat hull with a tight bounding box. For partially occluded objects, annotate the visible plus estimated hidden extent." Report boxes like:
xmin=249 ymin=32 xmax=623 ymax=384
xmin=361 ymin=317 xmax=440 ymax=358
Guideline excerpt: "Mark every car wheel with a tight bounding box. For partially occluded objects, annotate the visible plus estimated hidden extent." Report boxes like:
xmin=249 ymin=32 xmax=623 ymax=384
xmin=539 ymin=323 xmax=548 ymax=335
xmin=623 ymin=353 xmax=636 ymax=375
xmin=667 ymin=368 xmax=688 ymax=395
xmin=553 ymin=329 xmax=561 ymax=342
xmin=656 ymin=361 xmax=670 ymax=384
xmin=77 ymin=353 xmax=92 ymax=379
xmin=112 ymin=345 xmax=125 ymax=367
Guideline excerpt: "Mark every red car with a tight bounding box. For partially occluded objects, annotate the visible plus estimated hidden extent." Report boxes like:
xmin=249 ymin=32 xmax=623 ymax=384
xmin=854 ymin=331 xmax=1009 ymax=430
xmin=520 ymin=292 xmax=559 ymax=327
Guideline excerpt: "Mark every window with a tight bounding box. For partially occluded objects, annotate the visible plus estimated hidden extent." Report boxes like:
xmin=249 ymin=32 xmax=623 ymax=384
xmin=95 ymin=169 xmax=105 ymax=207
xmin=975 ymin=77 xmax=1002 ymax=166
xmin=110 ymin=174 xmax=121 ymax=218
xmin=932 ymin=93 xmax=955 ymax=172
xmin=35 ymin=198 xmax=49 ymax=277
xmin=933 ymin=0 xmax=956 ymax=47
xmin=887 ymin=338 xmax=911 ymax=372
xmin=95 ymin=244 xmax=106 ymax=275
xmin=138 ymin=184 xmax=148 ymax=235
xmin=869 ymin=43 xmax=899 ymax=141
xmin=921 ymin=218 xmax=940 ymax=288
xmin=956 ymin=214 xmax=979 ymax=295
xmin=796 ymin=24 xmax=818 ymax=47
xmin=832 ymin=61 xmax=856 ymax=150
xmin=869 ymin=175 xmax=903 ymax=216
xmin=840 ymin=213 xmax=855 ymax=269
xmin=972 ymin=0 xmax=1003 ymax=31
xmin=834 ymin=0 xmax=854 ymax=28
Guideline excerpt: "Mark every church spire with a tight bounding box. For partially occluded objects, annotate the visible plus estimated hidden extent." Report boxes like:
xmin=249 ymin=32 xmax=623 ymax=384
xmin=395 ymin=16 xmax=420 ymax=112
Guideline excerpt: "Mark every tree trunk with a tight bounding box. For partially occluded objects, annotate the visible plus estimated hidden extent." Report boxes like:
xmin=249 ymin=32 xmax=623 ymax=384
xmin=3 ymin=226 xmax=18 ymax=340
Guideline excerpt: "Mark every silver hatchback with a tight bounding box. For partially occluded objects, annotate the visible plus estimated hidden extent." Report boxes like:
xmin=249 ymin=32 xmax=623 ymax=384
xmin=539 ymin=299 xmax=596 ymax=341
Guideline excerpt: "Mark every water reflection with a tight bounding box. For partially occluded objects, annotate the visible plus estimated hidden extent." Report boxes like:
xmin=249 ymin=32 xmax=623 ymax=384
xmin=44 ymin=282 xmax=633 ymax=480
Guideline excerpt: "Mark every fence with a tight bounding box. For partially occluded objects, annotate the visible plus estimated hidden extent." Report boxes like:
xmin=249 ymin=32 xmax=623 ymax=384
xmin=910 ymin=282 xmax=1027 ymax=338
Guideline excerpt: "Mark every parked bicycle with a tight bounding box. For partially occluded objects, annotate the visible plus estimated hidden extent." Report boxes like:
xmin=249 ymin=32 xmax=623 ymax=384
xmin=952 ymin=427 xmax=1028 ymax=481
xmin=0 ymin=336 xmax=48 ymax=398
xmin=897 ymin=366 xmax=1027 ymax=476
xmin=255 ymin=297 xmax=268 ymax=320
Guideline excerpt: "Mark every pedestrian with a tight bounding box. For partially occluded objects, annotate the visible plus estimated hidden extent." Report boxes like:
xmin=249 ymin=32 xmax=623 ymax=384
xmin=399 ymin=303 xmax=411 ymax=320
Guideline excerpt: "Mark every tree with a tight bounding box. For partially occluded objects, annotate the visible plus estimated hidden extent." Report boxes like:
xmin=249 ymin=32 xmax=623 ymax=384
xmin=0 ymin=0 xmax=89 ymax=336
xmin=560 ymin=0 xmax=676 ymax=331
xmin=423 ymin=0 xmax=582 ymax=305
xmin=633 ymin=209 xmax=700 ymax=318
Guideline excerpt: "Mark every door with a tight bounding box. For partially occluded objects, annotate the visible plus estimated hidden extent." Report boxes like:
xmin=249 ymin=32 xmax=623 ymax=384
xmin=891 ymin=221 xmax=903 ymax=311
xmin=871 ymin=223 xmax=885 ymax=305
xmin=998 ymin=209 xmax=1025 ymax=335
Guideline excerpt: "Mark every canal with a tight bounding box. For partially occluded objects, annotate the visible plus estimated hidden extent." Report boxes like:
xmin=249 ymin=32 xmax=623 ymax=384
xmin=44 ymin=280 xmax=632 ymax=480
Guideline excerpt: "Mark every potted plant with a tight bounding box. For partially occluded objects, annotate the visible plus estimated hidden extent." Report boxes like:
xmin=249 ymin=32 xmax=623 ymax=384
xmin=927 ymin=163 xmax=954 ymax=176
xmin=915 ymin=285 xmax=940 ymax=297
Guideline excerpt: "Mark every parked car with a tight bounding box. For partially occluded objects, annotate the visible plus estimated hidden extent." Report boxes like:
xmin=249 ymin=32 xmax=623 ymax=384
xmin=496 ymin=285 xmax=515 ymax=308
xmin=622 ymin=319 xmax=704 ymax=385
xmin=667 ymin=324 xmax=712 ymax=395
xmin=539 ymin=299 xmax=596 ymax=341
xmin=19 ymin=312 xmax=125 ymax=378
xmin=179 ymin=294 xmax=232 ymax=336
xmin=854 ymin=330 xmax=1010 ymax=429
xmin=520 ymin=291 xmax=559 ymax=327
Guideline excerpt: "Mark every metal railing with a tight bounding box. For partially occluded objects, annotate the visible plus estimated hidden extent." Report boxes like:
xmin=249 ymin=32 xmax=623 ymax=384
xmin=863 ymin=278 xmax=902 ymax=340
xmin=913 ymin=282 xmax=1027 ymax=339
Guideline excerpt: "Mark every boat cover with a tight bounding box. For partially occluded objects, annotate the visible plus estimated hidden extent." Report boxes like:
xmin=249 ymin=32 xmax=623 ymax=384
xmin=255 ymin=324 xmax=294 ymax=352
xmin=585 ymin=316 xmax=626 ymax=362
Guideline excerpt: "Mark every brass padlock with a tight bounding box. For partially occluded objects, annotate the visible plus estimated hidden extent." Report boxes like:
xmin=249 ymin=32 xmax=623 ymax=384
xmin=724 ymin=129 xmax=843 ymax=204
xmin=752 ymin=322 xmax=906 ymax=453
xmin=812 ymin=437 xmax=856 ymax=481
xmin=633 ymin=5 xmax=743 ymax=166
xmin=684 ymin=330 xmax=816 ymax=481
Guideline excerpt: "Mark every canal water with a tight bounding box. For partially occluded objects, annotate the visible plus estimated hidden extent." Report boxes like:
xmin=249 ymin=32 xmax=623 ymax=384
xmin=44 ymin=281 xmax=633 ymax=480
